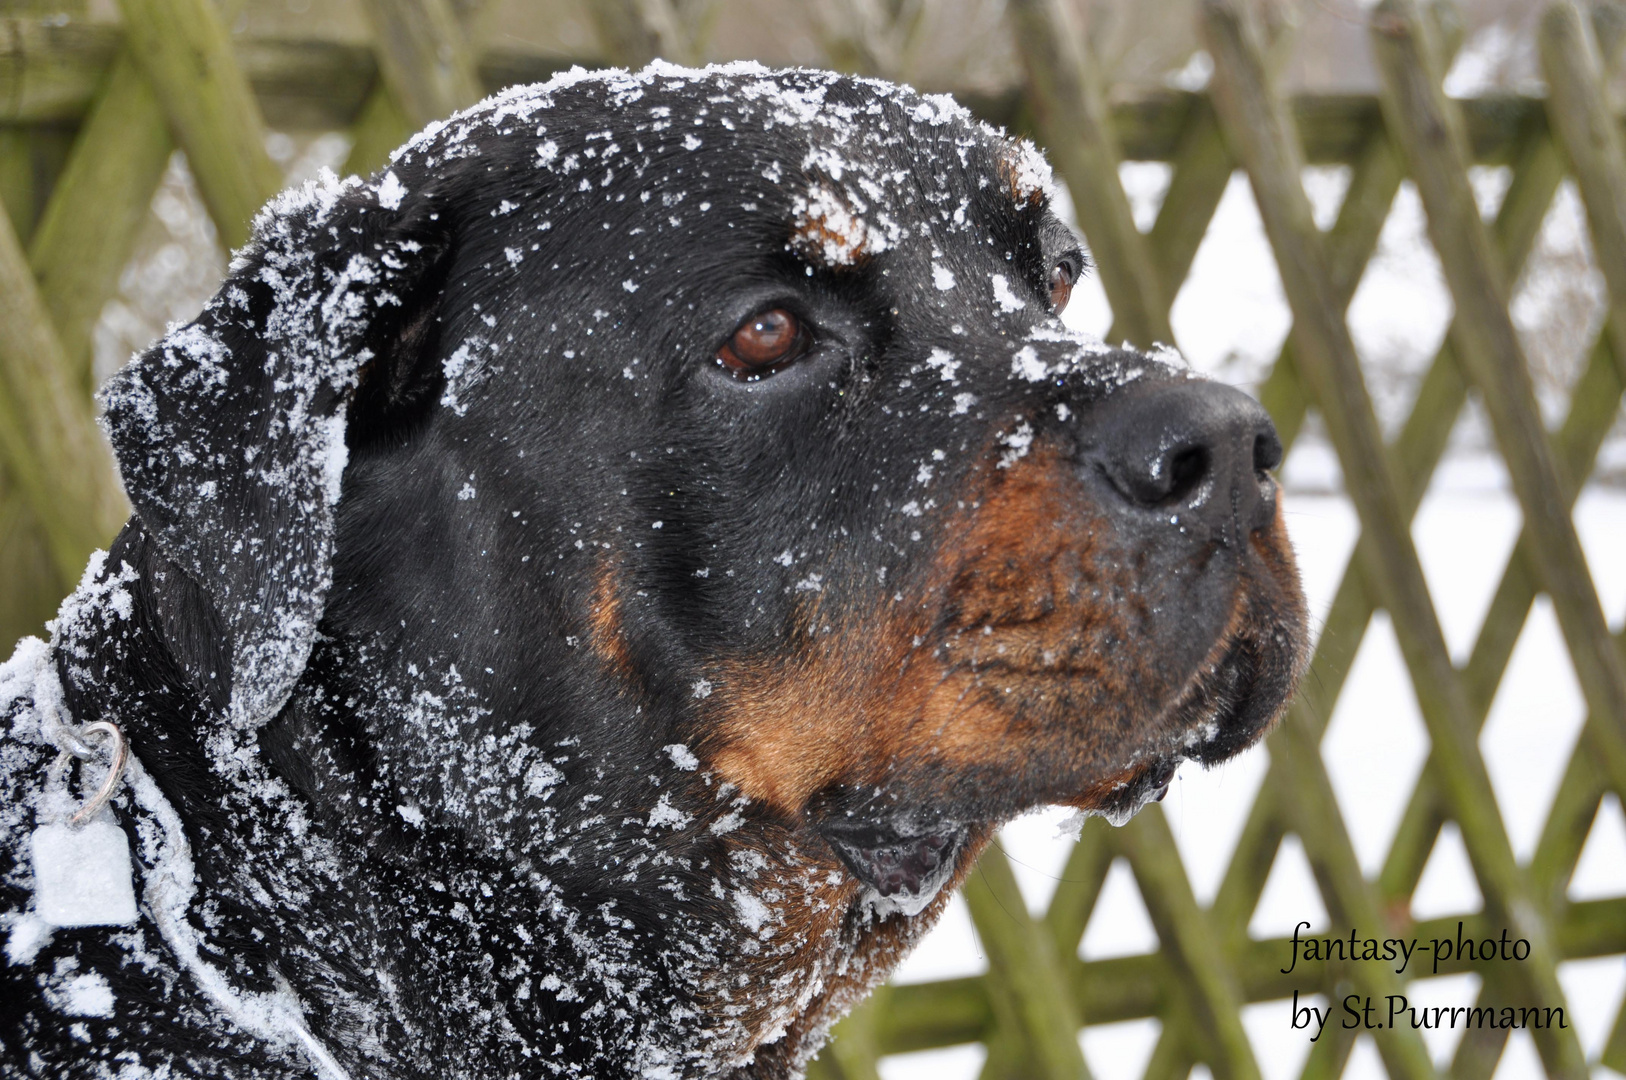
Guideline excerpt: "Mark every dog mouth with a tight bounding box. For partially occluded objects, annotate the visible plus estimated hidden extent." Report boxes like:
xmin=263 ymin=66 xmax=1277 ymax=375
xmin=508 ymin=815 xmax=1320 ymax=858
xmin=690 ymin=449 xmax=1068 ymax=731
xmin=818 ymin=819 xmax=967 ymax=916
xmin=1086 ymin=756 xmax=1179 ymax=826
xmin=1066 ymin=598 xmax=1299 ymax=823
xmin=809 ymin=601 xmax=1295 ymax=911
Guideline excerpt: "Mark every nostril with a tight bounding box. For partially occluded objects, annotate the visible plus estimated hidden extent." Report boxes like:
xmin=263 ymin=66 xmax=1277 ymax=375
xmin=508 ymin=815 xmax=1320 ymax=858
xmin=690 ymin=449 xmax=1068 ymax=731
xmin=1108 ymin=443 xmax=1209 ymax=507
xmin=1253 ymin=430 xmax=1283 ymax=474
xmin=1166 ymin=445 xmax=1209 ymax=504
xmin=1081 ymin=379 xmax=1280 ymax=520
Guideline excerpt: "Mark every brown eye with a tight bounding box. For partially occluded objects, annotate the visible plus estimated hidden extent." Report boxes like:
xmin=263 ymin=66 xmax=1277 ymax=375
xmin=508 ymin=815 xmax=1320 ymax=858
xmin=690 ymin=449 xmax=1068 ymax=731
xmin=1050 ymin=261 xmax=1076 ymax=314
xmin=717 ymin=308 xmax=808 ymax=377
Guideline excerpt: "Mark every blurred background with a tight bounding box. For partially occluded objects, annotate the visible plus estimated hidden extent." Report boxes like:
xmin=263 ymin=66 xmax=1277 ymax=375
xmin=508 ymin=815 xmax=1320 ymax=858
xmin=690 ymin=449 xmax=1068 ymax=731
xmin=1 ymin=1 xmax=1624 ymax=1078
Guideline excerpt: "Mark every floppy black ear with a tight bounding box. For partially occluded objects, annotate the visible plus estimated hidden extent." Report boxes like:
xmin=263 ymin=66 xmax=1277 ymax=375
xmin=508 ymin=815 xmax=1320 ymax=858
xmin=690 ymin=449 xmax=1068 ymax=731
xmin=100 ymin=172 xmax=450 ymax=730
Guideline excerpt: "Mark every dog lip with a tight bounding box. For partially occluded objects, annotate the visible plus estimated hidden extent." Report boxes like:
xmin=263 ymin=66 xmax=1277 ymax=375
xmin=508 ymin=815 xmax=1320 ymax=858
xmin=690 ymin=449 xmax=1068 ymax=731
xmin=1090 ymin=757 xmax=1179 ymax=826
xmin=818 ymin=819 xmax=966 ymax=916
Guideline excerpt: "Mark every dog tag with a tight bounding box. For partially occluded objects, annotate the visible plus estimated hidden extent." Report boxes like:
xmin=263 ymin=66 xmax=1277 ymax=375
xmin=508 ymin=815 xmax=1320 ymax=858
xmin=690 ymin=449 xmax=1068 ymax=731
xmin=30 ymin=820 xmax=139 ymax=928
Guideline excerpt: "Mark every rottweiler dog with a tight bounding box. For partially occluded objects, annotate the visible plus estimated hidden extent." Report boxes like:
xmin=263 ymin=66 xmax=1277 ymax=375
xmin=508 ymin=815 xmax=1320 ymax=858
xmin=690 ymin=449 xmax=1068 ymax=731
xmin=0 ymin=63 xmax=1306 ymax=1079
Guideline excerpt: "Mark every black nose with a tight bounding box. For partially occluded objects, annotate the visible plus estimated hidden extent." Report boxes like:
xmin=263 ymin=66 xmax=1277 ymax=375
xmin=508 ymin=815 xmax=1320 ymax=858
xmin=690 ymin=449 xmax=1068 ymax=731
xmin=1086 ymin=379 xmax=1282 ymax=535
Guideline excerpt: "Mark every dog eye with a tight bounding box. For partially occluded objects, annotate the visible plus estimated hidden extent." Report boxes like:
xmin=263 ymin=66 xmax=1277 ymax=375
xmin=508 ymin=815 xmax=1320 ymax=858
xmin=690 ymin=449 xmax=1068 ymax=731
xmin=717 ymin=308 xmax=810 ymax=378
xmin=1050 ymin=260 xmax=1077 ymax=315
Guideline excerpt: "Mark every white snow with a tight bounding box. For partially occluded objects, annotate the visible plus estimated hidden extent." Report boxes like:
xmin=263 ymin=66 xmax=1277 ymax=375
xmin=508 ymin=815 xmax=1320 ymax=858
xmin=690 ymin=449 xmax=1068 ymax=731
xmin=647 ymin=794 xmax=692 ymax=830
xmin=925 ymin=347 xmax=960 ymax=384
xmin=1003 ymin=138 xmax=1055 ymax=203
xmin=732 ymin=889 xmax=772 ymax=935
xmin=375 ymin=171 xmax=407 ymax=210
xmin=45 ymin=971 xmax=115 ymax=1018
xmin=996 ymin=421 xmax=1033 ymax=468
xmin=792 ymin=184 xmax=886 ymax=265
xmin=1010 ymin=344 xmax=1046 ymax=382
xmin=663 ymin=744 xmax=699 ymax=771
xmin=524 ymin=759 xmax=564 ymax=796
xmin=990 ymin=273 xmax=1026 ymax=312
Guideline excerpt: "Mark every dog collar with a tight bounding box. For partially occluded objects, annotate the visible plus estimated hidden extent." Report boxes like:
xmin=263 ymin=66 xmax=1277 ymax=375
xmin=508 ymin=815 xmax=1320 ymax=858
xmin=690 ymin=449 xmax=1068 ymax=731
xmin=4 ymin=636 xmax=355 ymax=1080
xmin=29 ymin=713 xmax=138 ymax=928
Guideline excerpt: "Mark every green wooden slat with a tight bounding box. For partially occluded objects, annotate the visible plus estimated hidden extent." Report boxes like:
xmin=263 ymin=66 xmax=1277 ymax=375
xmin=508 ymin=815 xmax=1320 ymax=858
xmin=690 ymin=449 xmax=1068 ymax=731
xmin=0 ymin=127 xmax=43 ymax=243
xmin=340 ymin=80 xmax=412 ymax=179
xmin=1208 ymin=5 xmax=1587 ymax=1078
xmin=586 ymin=0 xmax=691 ymax=68
xmin=1373 ymin=0 xmax=1626 ymax=814
xmin=1270 ymin=709 xmax=1438 ymax=1080
xmin=1008 ymin=0 xmax=1172 ymax=350
xmin=0 ymin=11 xmax=119 ymax=124
xmin=874 ymin=978 xmax=994 ymax=1056
xmin=1145 ymin=95 xmax=1233 ymax=303
xmin=0 ymin=473 xmax=63 ymax=645
xmin=0 ymin=194 xmax=124 ymax=582
xmin=1382 ymin=330 xmax=1626 ymax=905
xmin=1256 ymin=123 xmax=1405 ymax=451
xmin=1524 ymin=633 xmax=1626 ymax=901
xmin=1119 ymin=809 xmax=1262 ymax=1080
xmin=1042 ymin=816 xmax=1115 ymax=961
xmin=1447 ymin=969 xmax=1516 ymax=1080
xmin=1208 ymin=793 xmax=1284 ymax=947
xmin=355 ymin=0 xmax=481 ymax=129
xmin=1140 ymin=1025 xmax=1195 ymax=1080
xmin=1543 ymin=2 xmax=1626 ymax=386
xmin=1299 ymin=1019 xmax=1359 ymax=1080
xmin=27 ymin=49 xmax=173 ymax=384
xmin=116 ymin=0 xmax=280 ymax=249
xmin=963 ymin=846 xmax=1092 ymax=1080
xmin=1529 ymin=747 xmax=1609 ymax=902
xmin=808 ymin=993 xmax=884 ymax=1080
xmin=343 ymin=0 xmax=481 ymax=180
xmin=1604 ymin=991 xmax=1626 ymax=1074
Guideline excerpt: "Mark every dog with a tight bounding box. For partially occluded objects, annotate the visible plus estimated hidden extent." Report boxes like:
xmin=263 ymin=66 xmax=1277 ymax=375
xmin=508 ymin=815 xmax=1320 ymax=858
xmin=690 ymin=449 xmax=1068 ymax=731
xmin=0 ymin=62 xmax=1307 ymax=1079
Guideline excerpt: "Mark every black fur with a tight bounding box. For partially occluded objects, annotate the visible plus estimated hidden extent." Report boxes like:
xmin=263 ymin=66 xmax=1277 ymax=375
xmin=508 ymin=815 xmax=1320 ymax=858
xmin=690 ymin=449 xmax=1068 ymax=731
xmin=1 ymin=65 xmax=1305 ymax=1079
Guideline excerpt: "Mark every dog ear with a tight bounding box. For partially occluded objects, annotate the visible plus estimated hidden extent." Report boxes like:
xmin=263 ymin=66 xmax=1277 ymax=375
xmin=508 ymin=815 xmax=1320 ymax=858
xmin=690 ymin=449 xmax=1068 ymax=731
xmin=100 ymin=172 xmax=451 ymax=730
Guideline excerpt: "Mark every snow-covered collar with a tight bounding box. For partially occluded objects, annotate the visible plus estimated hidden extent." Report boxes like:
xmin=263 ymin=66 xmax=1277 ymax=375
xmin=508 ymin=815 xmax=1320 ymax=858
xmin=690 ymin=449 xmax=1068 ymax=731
xmin=1 ymin=634 xmax=353 ymax=1080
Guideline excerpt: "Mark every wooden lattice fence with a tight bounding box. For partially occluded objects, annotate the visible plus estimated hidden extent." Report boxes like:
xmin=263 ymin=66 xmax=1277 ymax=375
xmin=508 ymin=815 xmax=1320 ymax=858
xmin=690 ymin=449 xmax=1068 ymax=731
xmin=1 ymin=2 xmax=1623 ymax=1079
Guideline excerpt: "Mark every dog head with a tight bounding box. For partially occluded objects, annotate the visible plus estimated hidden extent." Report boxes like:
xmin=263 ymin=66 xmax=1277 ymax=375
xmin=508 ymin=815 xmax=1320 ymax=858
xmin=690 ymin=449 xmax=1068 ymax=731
xmin=94 ymin=63 xmax=1306 ymax=1077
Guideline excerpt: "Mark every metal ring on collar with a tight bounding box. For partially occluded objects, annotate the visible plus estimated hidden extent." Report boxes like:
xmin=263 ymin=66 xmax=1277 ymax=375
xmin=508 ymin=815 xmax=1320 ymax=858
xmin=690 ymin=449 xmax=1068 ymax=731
xmin=55 ymin=722 xmax=130 ymax=828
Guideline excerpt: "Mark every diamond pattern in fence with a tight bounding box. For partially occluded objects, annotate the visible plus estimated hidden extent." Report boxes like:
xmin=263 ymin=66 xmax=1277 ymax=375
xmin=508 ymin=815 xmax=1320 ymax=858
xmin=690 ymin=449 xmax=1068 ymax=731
xmin=0 ymin=2 xmax=1622 ymax=1079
